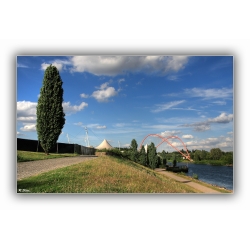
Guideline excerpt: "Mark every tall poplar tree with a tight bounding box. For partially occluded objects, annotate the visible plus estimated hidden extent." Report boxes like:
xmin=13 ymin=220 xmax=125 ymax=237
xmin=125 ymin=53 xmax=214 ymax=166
xmin=129 ymin=139 xmax=138 ymax=162
xmin=139 ymin=145 xmax=147 ymax=166
xmin=147 ymin=142 xmax=158 ymax=169
xmin=36 ymin=65 xmax=65 ymax=154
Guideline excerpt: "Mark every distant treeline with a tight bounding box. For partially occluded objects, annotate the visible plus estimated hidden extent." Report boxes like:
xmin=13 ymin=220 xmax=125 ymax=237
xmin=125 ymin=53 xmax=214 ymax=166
xmin=97 ymin=139 xmax=233 ymax=167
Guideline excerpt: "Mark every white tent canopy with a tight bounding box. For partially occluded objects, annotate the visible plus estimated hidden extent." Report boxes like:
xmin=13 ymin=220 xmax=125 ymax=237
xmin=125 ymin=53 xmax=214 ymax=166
xmin=95 ymin=139 xmax=113 ymax=150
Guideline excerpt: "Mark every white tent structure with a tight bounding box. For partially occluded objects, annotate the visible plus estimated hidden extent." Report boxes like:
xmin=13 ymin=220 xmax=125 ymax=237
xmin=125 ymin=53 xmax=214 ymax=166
xmin=95 ymin=139 xmax=113 ymax=150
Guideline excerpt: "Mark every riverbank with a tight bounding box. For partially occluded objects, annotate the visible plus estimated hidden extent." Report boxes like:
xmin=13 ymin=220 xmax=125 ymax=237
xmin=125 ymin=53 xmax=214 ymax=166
xmin=155 ymin=169 xmax=232 ymax=193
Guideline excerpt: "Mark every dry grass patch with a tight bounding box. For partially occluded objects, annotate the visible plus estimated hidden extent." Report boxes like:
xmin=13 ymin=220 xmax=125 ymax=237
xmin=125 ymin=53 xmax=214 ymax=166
xmin=17 ymin=156 xmax=198 ymax=193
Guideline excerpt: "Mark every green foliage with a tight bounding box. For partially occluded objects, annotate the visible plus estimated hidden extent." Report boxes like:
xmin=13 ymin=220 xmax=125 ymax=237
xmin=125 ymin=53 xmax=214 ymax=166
xmin=36 ymin=65 xmax=65 ymax=154
xmin=191 ymin=148 xmax=233 ymax=166
xmin=138 ymin=145 xmax=147 ymax=166
xmin=194 ymin=150 xmax=201 ymax=161
xmin=192 ymin=173 xmax=199 ymax=179
xmin=147 ymin=142 xmax=158 ymax=170
xmin=129 ymin=139 xmax=139 ymax=162
xmin=210 ymin=148 xmax=222 ymax=160
xmin=172 ymin=153 xmax=177 ymax=167
xmin=161 ymin=150 xmax=167 ymax=165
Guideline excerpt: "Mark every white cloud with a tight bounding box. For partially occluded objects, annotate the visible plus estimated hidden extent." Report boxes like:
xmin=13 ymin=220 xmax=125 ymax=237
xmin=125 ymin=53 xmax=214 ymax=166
xmin=85 ymin=123 xmax=107 ymax=129
xmin=180 ymin=136 xmax=232 ymax=151
xmin=17 ymin=101 xmax=37 ymax=122
xmin=17 ymin=63 xmax=28 ymax=68
xmin=212 ymin=101 xmax=226 ymax=105
xmin=182 ymin=134 xmax=194 ymax=139
xmin=99 ymin=82 xmax=110 ymax=90
xmin=96 ymin=125 xmax=107 ymax=129
xmin=160 ymin=130 xmax=182 ymax=137
xmin=118 ymin=78 xmax=125 ymax=83
xmin=180 ymin=112 xmax=233 ymax=132
xmin=74 ymin=122 xmax=83 ymax=126
xmin=207 ymin=112 xmax=233 ymax=123
xmin=143 ymin=124 xmax=176 ymax=130
xmin=20 ymin=124 xmax=36 ymax=132
xmin=184 ymin=87 xmax=233 ymax=99
xmin=92 ymin=82 xmax=118 ymax=102
xmin=80 ymin=93 xmax=89 ymax=98
xmin=62 ymin=102 xmax=88 ymax=115
xmin=69 ymin=56 xmax=189 ymax=76
xmin=152 ymin=100 xmax=185 ymax=113
xmin=17 ymin=131 xmax=25 ymax=136
xmin=113 ymin=123 xmax=127 ymax=128
xmin=41 ymin=59 xmax=71 ymax=71
xmin=167 ymin=75 xmax=179 ymax=81
xmin=194 ymin=124 xmax=211 ymax=132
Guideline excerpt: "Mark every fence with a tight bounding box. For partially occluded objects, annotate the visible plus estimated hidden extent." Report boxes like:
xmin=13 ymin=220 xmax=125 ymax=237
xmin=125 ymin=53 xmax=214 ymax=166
xmin=17 ymin=138 xmax=96 ymax=155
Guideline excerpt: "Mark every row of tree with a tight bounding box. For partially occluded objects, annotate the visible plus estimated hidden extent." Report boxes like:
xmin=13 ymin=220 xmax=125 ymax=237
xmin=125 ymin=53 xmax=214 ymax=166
xmin=124 ymin=139 xmax=165 ymax=169
xmin=190 ymin=148 xmax=233 ymax=165
xmin=120 ymin=139 xmax=233 ymax=167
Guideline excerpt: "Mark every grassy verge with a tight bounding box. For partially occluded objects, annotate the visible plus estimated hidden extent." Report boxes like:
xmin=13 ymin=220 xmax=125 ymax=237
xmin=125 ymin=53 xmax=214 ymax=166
xmin=17 ymin=150 xmax=79 ymax=162
xmin=17 ymin=155 xmax=199 ymax=193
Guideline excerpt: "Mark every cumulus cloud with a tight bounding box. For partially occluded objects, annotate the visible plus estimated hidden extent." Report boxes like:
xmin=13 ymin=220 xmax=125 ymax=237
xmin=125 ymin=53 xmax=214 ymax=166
xmin=92 ymin=82 xmax=118 ymax=102
xmin=17 ymin=101 xmax=37 ymax=122
xmin=62 ymin=102 xmax=88 ymax=115
xmin=20 ymin=124 xmax=36 ymax=132
xmin=182 ymin=136 xmax=233 ymax=151
xmin=17 ymin=100 xmax=88 ymax=134
xmin=69 ymin=56 xmax=189 ymax=76
xmin=160 ymin=130 xmax=182 ymax=137
xmin=41 ymin=59 xmax=71 ymax=72
xmin=152 ymin=100 xmax=185 ymax=113
xmin=180 ymin=112 xmax=233 ymax=132
xmin=182 ymin=134 xmax=194 ymax=139
xmin=207 ymin=112 xmax=233 ymax=123
xmin=80 ymin=93 xmax=89 ymax=98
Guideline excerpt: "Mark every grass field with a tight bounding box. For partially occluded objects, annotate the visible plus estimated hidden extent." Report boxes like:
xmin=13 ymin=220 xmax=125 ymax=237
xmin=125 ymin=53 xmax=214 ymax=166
xmin=17 ymin=150 xmax=78 ymax=162
xmin=17 ymin=155 xmax=199 ymax=193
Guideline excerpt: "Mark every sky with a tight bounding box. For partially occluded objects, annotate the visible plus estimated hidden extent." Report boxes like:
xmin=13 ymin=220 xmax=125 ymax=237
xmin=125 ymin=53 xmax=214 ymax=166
xmin=16 ymin=55 xmax=233 ymax=152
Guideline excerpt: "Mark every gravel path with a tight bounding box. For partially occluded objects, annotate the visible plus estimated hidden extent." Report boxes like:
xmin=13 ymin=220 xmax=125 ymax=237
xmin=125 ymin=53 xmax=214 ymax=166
xmin=17 ymin=156 xmax=97 ymax=180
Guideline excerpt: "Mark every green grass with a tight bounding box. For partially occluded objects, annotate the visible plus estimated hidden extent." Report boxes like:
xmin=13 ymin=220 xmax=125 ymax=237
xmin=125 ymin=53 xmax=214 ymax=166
xmin=17 ymin=155 xmax=199 ymax=193
xmin=17 ymin=150 xmax=79 ymax=162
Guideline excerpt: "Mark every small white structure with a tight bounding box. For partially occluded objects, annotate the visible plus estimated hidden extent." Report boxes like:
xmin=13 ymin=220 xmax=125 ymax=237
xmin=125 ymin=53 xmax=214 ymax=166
xmin=95 ymin=139 xmax=113 ymax=150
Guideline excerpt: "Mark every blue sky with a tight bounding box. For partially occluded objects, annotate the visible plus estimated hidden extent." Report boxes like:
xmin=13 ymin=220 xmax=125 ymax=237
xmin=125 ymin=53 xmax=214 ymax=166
xmin=17 ymin=55 xmax=233 ymax=152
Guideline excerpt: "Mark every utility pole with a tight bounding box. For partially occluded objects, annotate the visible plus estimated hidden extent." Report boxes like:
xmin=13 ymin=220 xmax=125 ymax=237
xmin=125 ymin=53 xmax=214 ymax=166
xmin=84 ymin=127 xmax=90 ymax=147
xmin=67 ymin=133 xmax=70 ymax=144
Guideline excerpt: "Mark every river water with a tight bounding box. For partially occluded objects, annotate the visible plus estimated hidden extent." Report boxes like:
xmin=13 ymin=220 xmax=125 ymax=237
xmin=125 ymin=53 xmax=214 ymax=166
xmin=169 ymin=162 xmax=234 ymax=190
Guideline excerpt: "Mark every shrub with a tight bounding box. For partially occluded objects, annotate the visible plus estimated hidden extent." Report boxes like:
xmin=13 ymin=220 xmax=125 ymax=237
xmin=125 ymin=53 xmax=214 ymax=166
xmin=192 ymin=173 xmax=199 ymax=179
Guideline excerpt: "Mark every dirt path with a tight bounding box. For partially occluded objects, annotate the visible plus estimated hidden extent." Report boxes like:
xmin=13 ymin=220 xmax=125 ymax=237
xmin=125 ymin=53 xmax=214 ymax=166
xmin=155 ymin=168 xmax=222 ymax=194
xmin=17 ymin=156 xmax=97 ymax=180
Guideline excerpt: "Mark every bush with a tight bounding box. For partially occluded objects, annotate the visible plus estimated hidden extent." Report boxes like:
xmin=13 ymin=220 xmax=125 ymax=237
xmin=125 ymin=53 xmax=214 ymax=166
xmin=192 ymin=173 xmax=199 ymax=179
